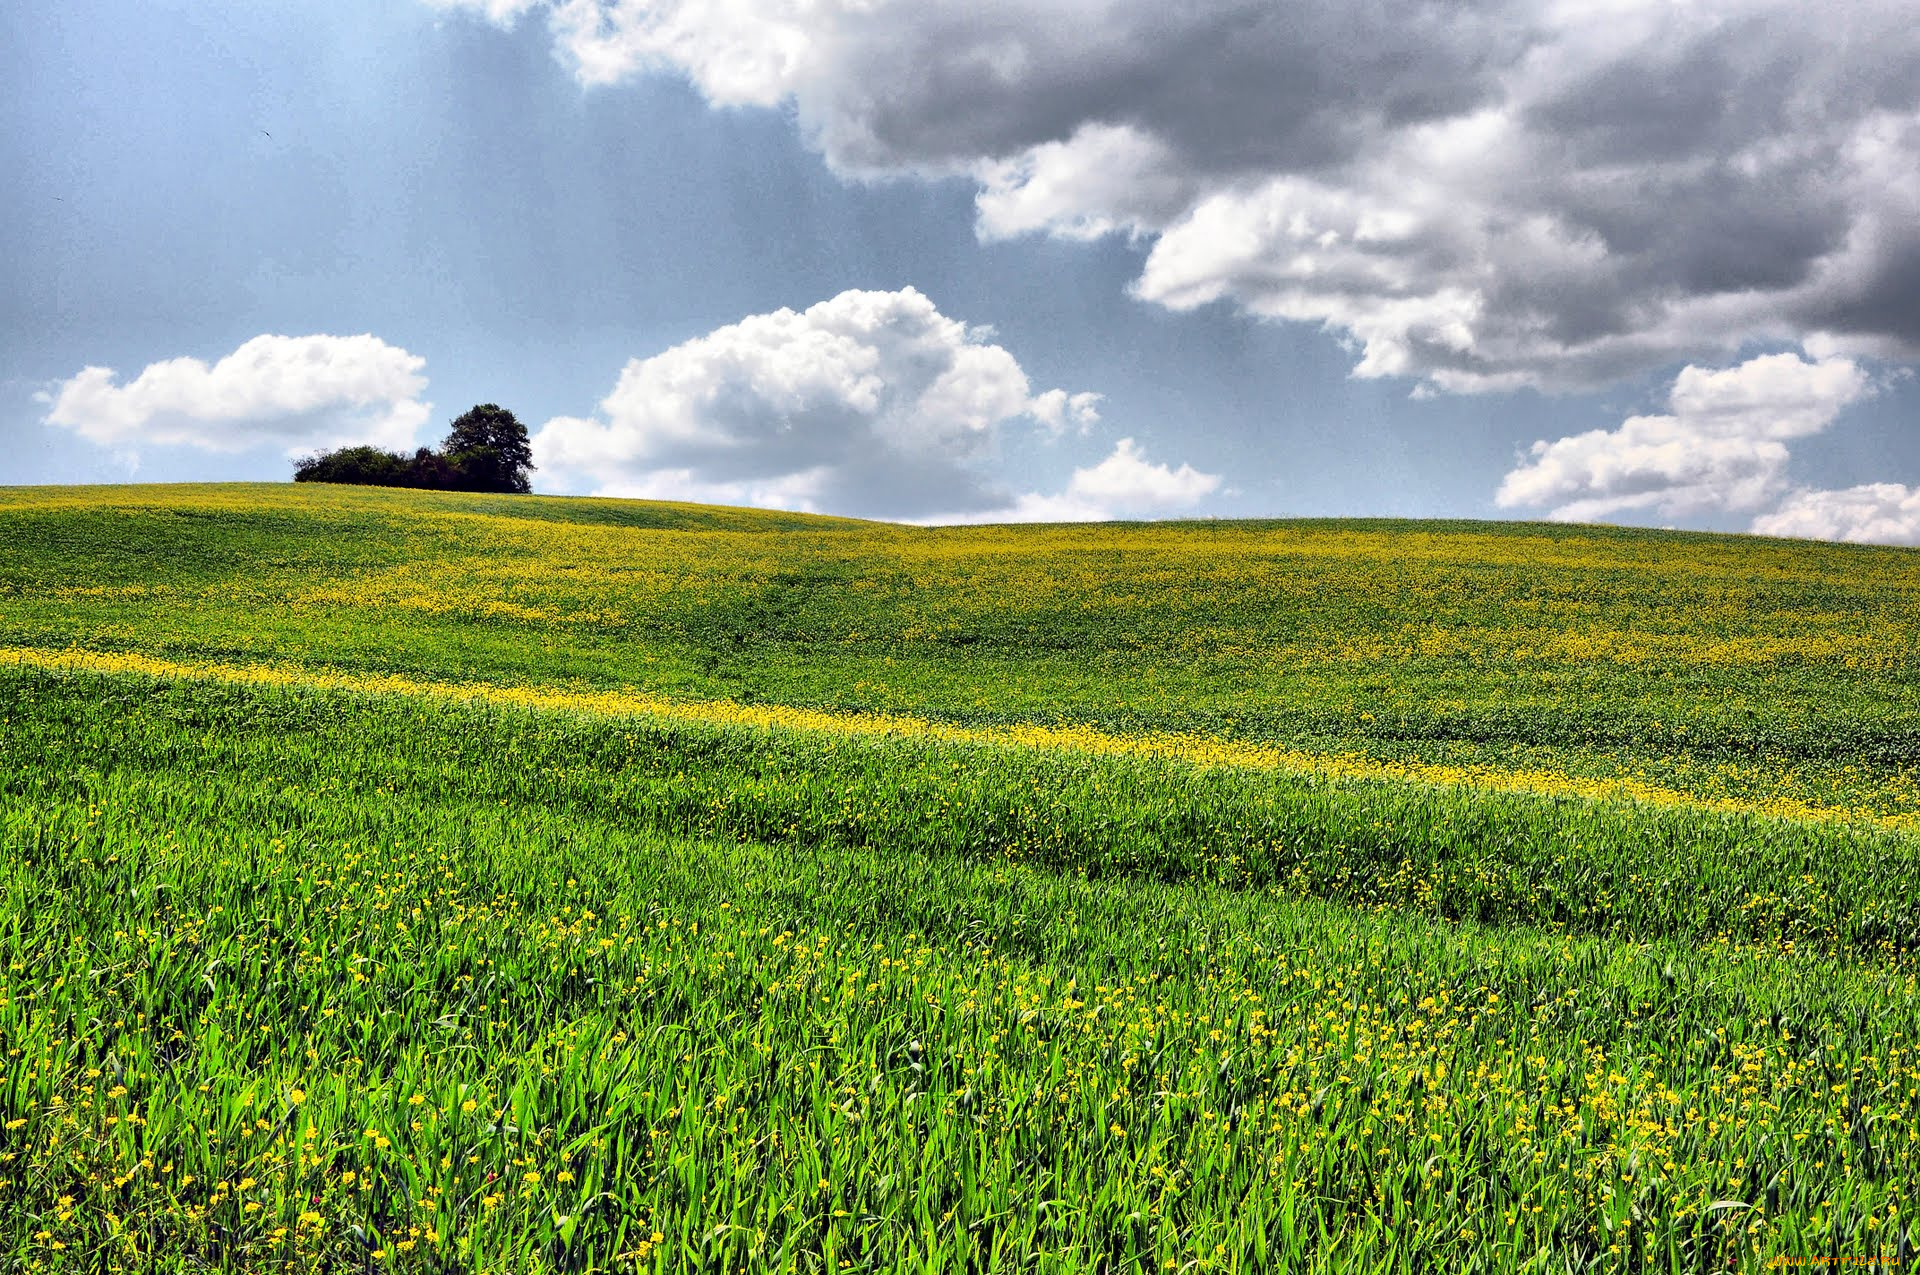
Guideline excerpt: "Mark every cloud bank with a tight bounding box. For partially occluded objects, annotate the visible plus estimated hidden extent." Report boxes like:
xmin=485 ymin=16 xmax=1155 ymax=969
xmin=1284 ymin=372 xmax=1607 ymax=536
xmin=939 ymin=437 xmax=1221 ymax=525
xmin=534 ymin=287 xmax=1214 ymax=522
xmin=1496 ymin=353 xmax=1872 ymax=523
xmin=1752 ymin=484 xmax=1920 ymax=546
xmin=1496 ymin=348 xmax=1920 ymax=545
xmin=435 ymin=0 xmax=1920 ymax=394
xmin=43 ymin=334 xmax=431 ymax=457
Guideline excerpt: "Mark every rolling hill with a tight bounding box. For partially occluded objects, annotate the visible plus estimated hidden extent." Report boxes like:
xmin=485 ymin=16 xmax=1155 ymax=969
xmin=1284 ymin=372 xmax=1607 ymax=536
xmin=2 ymin=483 xmax=1917 ymax=1271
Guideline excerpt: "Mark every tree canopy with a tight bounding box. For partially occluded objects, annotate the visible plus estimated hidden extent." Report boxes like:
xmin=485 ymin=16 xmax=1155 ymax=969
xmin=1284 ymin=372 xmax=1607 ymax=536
xmin=293 ymin=405 xmax=536 ymax=494
xmin=441 ymin=404 xmax=536 ymax=495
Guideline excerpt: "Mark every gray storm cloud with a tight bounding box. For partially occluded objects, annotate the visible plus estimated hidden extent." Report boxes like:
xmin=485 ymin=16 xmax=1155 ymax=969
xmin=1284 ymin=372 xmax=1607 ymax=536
xmin=434 ymin=0 xmax=1920 ymax=393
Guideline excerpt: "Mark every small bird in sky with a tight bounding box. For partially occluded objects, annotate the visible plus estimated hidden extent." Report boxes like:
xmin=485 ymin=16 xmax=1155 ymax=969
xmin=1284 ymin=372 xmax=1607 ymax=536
xmin=260 ymin=129 xmax=272 ymax=138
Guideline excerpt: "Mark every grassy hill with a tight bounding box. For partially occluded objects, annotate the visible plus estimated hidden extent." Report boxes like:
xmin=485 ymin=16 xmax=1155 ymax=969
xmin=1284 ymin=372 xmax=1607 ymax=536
xmin=2 ymin=483 xmax=1917 ymax=1270
xmin=6 ymin=482 xmax=1919 ymax=821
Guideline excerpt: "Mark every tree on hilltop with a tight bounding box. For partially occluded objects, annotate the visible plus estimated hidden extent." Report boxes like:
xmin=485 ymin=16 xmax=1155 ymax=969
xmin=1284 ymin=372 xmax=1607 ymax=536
xmin=292 ymin=404 xmax=535 ymax=494
xmin=441 ymin=403 xmax=535 ymax=494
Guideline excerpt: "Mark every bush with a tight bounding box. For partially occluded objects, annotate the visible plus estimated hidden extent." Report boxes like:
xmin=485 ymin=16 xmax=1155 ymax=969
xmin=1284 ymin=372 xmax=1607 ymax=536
xmin=292 ymin=445 xmax=410 ymax=486
xmin=292 ymin=405 xmax=536 ymax=494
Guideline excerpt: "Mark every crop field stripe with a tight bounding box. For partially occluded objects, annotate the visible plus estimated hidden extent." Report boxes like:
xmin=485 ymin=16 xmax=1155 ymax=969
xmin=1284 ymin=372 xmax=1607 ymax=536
xmin=8 ymin=660 xmax=1920 ymax=971
xmin=2 ymin=644 xmax=1908 ymax=836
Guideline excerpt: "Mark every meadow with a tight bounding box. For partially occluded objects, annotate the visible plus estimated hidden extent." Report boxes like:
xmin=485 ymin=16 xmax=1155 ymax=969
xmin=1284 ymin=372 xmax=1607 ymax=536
xmin=2 ymin=483 xmax=1919 ymax=1271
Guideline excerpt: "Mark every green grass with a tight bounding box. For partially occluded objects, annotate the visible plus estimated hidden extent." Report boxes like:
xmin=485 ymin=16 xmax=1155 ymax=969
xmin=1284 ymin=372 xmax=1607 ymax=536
xmin=3 ymin=483 xmax=1920 ymax=1271
xmin=3 ymin=483 xmax=1918 ymax=821
xmin=4 ymin=666 xmax=1918 ymax=1272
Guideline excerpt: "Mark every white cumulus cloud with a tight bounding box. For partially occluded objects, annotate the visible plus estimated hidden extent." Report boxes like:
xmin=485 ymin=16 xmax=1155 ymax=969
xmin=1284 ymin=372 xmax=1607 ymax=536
xmin=533 ymin=287 xmax=1114 ymax=519
xmin=42 ymin=334 xmax=432 ymax=457
xmin=1495 ymin=352 xmax=1871 ymax=523
xmin=1028 ymin=388 xmax=1103 ymax=436
xmin=979 ymin=437 xmax=1221 ymax=524
xmin=914 ymin=437 xmax=1221 ymax=525
xmin=431 ymin=0 xmax=1920 ymax=393
xmin=1752 ymin=484 xmax=1920 ymax=546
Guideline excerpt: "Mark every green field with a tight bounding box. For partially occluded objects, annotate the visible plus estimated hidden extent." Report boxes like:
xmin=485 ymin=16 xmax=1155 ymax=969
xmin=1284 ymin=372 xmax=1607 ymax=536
xmin=3 ymin=484 xmax=1918 ymax=1271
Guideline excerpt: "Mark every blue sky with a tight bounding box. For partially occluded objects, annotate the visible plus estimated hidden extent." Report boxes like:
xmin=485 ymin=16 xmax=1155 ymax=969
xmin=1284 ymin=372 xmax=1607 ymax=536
xmin=5 ymin=0 xmax=1918 ymax=537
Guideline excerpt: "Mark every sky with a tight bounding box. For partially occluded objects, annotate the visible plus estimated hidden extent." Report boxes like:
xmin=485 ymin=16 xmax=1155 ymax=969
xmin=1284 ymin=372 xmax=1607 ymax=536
xmin=5 ymin=0 xmax=1919 ymax=539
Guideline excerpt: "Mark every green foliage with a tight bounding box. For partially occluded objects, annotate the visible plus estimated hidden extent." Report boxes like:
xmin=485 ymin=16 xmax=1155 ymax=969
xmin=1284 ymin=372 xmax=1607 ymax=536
xmin=290 ymin=445 xmax=413 ymax=487
xmin=291 ymin=405 xmax=534 ymax=495
xmin=441 ymin=404 xmax=536 ymax=495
